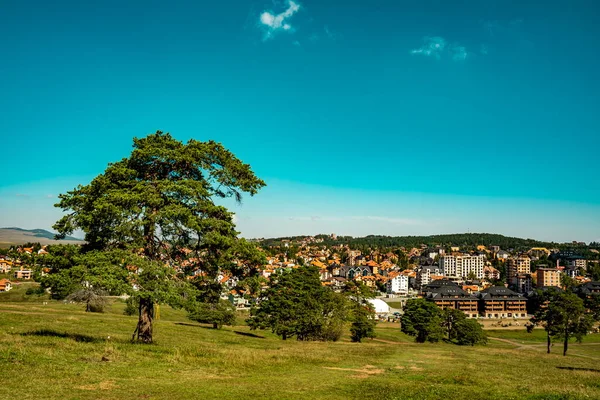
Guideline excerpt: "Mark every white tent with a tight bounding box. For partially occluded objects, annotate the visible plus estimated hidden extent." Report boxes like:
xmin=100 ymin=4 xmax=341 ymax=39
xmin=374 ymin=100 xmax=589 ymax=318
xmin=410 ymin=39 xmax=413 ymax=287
xmin=367 ymin=298 xmax=390 ymax=314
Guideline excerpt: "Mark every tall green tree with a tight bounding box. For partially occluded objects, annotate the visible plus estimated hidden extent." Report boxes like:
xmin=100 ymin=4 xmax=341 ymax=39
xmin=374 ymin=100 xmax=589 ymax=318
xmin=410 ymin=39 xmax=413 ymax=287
xmin=453 ymin=319 xmax=487 ymax=346
xmin=343 ymin=281 xmax=377 ymax=343
xmin=247 ymin=266 xmax=347 ymax=341
xmin=400 ymin=299 xmax=444 ymax=343
xmin=532 ymin=290 xmax=595 ymax=355
xmin=553 ymin=292 xmax=595 ymax=356
xmin=53 ymin=131 xmax=265 ymax=343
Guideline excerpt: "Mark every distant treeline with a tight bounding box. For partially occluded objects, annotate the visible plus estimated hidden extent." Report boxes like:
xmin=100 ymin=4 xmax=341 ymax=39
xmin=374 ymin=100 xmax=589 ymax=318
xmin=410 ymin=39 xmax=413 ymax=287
xmin=259 ymin=233 xmax=599 ymax=257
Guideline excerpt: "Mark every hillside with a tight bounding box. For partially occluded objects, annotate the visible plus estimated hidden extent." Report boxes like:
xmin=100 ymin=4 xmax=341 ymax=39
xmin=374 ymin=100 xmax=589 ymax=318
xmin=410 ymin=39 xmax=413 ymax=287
xmin=0 ymin=299 xmax=599 ymax=399
xmin=0 ymin=227 xmax=83 ymax=247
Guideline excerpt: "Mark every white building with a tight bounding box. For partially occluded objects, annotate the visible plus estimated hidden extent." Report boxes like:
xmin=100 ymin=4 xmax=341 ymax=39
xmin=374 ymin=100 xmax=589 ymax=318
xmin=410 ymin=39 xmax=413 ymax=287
xmin=416 ymin=265 xmax=444 ymax=288
xmin=387 ymin=274 xmax=409 ymax=295
xmin=439 ymin=254 xmax=485 ymax=279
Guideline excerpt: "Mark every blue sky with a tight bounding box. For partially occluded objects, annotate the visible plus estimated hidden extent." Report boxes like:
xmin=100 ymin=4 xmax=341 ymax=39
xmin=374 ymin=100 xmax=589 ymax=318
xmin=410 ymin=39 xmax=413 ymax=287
xmin=1 ymin=0 xmax=599 ymax=242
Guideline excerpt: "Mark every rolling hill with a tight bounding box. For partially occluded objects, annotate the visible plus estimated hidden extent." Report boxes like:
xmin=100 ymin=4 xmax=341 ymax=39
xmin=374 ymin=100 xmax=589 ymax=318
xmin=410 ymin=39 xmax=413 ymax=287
xmin=0 ymin=227 xmax=83 ymax=247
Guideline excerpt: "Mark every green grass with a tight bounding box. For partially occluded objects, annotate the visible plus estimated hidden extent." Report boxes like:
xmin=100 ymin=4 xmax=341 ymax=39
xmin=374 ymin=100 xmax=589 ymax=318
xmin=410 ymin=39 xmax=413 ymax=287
xmin=1 ymin=299 xmax=600 ymax=399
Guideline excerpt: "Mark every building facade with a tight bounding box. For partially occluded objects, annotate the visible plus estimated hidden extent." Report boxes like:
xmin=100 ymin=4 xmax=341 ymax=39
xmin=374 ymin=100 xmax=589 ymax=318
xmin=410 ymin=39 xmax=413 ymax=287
xmin=439 ymin=254 xmax=485 ymax=279
xmin=536 ymin=268 xmax=561 ymax=289
xmin=478 ymin=286 xmax=528 ymax=318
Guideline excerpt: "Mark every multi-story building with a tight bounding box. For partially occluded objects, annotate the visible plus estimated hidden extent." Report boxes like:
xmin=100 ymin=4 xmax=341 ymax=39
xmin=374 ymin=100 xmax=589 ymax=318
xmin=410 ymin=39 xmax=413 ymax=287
xmin=478 ymin=286 xmax=528 ymax=318
xmin=416 ymin=265 xmax=444 ymax=288
xmin=536 ymin=268 xmax=561 ymax=289
xmin=567 ymin=258 xmax=587 ymax=270
xmin=423 ymin=280 xmax=479 ymax=318
xmin=386 ymin=272 xmax=409 ymax=295
xmin=507 ymin=255 xmax=531 ymax=285
xmin=514 ymin=274 xmax=533 ymax=294
xmin=439 ymin=254 xmax=485 ymax=279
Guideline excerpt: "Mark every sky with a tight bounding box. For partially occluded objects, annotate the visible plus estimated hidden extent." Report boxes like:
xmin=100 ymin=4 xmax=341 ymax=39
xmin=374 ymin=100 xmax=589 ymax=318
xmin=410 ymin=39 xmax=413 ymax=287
xmin=1 ymin=0 xmax=600 ymax=243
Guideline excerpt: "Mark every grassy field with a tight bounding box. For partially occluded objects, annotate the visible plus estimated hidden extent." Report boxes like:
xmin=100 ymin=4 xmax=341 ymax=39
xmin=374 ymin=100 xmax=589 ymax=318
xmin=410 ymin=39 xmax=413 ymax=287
xmin=1 ymin=292 xmax=600 ymax=399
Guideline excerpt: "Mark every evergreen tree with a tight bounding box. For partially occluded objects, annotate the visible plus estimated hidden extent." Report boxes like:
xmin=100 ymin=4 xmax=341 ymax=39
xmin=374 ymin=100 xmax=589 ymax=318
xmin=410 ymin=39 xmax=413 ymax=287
xmin=52 ymin=131 xmax=265 ymax=343
xmin=248 ymin=266 xmax=347 ymax=341
xmin=400 ymin=299 xmax=444 ymax=343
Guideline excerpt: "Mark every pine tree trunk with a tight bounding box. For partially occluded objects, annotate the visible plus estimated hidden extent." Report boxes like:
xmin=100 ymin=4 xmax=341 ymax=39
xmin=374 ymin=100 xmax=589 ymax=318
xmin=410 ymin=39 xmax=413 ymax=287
xmin=547 ymin=332 xmax=551 ymax=354
xmin=134 ymin=298 xmax=154 ymax=343
xmin=563 ymin=334 xmax=568 ymax=356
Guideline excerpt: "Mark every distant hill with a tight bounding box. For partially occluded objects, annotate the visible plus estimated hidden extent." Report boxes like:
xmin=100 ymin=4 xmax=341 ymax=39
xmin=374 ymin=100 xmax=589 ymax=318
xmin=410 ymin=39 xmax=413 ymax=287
xmin=0 ymin=227 xmax=83 ymax=247
xmin=258 ymin=233 xmax=581 ymax=252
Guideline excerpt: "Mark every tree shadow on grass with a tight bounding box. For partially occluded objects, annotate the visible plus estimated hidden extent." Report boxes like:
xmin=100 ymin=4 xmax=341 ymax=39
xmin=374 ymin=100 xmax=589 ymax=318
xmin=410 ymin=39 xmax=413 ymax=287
xmin=174 ymin=322 xmax=214 ymax=330
xmin=173 ymin=323 xmax=265 ymax=338
xmin=21 ymin=329 xmax=101 ymax=343
xmin=233 ymin=331 xmax=265 ymax=339
xmin=557 ymin=366 xmax=600 ymax=373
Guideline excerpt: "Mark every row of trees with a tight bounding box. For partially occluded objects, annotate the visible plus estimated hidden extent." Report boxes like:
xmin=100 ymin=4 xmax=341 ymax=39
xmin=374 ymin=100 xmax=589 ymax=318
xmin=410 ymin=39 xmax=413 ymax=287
xmin=400 ymin=299 xmax=487 ymax=346
xmin=36 ymin=131 xmax=377 ymax=344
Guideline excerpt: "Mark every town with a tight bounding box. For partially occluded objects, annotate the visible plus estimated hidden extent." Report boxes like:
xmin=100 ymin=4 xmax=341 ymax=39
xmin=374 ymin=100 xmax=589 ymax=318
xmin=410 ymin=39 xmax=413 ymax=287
xmin=3 ymin=233 xmax=599 ymax=324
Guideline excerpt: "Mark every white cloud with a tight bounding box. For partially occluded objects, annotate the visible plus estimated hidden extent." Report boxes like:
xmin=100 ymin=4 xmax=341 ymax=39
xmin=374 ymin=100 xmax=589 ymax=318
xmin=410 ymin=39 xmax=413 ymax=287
xmin=410 ymin=36 xmax=447 ymax=59
xmin=411 ymin=37 xmax=470 ymax=62
xmin=259 ymin=1 xmax=300 ymax=40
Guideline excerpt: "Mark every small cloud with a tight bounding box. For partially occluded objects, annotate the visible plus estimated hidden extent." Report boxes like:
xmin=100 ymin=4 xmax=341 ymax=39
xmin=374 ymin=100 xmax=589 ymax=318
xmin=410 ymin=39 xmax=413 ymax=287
xmin=411 ymin=37 xmax=471 ymax=62
xmin=232 ymin=213 xmax=238 ymax=224
xmin=15 ymin=193 xmax=30 ymax=198
xmin=45 ymin=194 xmax=53 ymax=198
xmin=480 ymin=44 xmax=489 ymax=55
xmin=410 ymin=36 xmax=447 ymax=59
xmin=293 ymin=40 xmax=301 ymax=46
xmin=259 ymin=0 xmax=301 ymax=40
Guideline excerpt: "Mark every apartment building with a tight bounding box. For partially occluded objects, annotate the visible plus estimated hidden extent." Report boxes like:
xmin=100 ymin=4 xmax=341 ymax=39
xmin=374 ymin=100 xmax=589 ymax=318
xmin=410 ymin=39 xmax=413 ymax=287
xmin=507 ymin=255 xmax=531 ymax=285
xmin=536 ymin=268 xmax=561 ymax=289
xmin=439 ymin=254 xmax=485 ymax=279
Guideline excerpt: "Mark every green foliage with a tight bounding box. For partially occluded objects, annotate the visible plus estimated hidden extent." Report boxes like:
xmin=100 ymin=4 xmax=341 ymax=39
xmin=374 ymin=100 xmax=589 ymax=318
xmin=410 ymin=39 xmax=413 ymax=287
xmin=350 ymin=302 xmax=377 ymax=342
xmin=67 ymin=288 xmax=108 ymax=313
xmin=51 ymin=131 xmax=266 ymax=343
xmin=124 ymin=297 xmax=138 ymax=316
xmin=188 ymin=300 xmax=236 ymax=329
xmin=248 ymin=266 xmax=347 ymax=341
xmin=401 ymin=299 xmax=444 ymax=343
xmin=532 ymin=290 xmax=595 ymax=356
xmin=453 ymin=319 xmax=487 ymax=346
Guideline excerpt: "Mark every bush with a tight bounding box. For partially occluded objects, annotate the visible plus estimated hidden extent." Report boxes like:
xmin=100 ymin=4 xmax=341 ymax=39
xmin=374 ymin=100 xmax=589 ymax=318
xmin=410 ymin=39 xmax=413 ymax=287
xmin=124 ymin=297 xmax=138 ymax=316
xmin=188 ymin=300 xmax=236 ymax=329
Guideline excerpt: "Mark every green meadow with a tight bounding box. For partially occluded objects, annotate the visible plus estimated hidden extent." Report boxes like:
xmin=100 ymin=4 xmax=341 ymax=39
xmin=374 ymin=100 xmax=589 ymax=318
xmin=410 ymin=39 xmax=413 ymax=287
xmin=1 ymin=284 xmax=600 ymax=400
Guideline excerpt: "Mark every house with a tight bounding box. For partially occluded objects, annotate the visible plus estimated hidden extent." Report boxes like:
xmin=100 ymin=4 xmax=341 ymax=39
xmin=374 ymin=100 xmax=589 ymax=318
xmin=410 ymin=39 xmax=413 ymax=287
xmin=0 ymin=260 xmax=13 ymax=273
xmin=483 ymin=265 xmax=500 ymax=281
xmin=337 ymin=265 xmax=372 ymax=280
xmin=423 ymin=280 xmax=479 ymax=318
xmin=14 ymin=269 xmax=33 ymax=280
xmin=575 ymin=281 xmax=600 ymax=298
xmin=496 ymin=250 xmax=510 ymax=260
xmin=0 ymin=279 xmax=12 ymax=292
xmin=478 ymin=286 xmax=528 ymax=319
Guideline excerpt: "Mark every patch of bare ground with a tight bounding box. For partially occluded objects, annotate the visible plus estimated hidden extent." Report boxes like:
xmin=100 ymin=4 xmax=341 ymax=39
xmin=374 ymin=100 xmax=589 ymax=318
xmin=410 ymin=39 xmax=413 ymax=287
xmin=323 ymin=365 xmax=385 ymax=378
